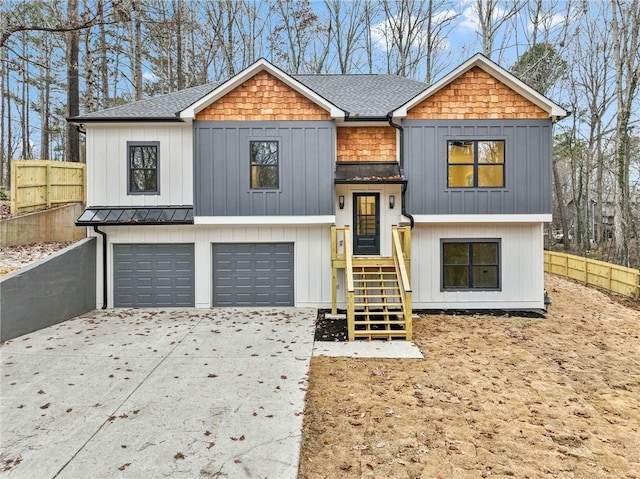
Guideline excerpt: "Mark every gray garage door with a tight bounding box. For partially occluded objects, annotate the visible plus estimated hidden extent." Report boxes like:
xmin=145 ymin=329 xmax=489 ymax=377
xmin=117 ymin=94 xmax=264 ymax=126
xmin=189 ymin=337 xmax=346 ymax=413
xmin=113 ymin=244 xmax=195 ymax=307
xmin=212 ymin=243 xmax=294 ymax=306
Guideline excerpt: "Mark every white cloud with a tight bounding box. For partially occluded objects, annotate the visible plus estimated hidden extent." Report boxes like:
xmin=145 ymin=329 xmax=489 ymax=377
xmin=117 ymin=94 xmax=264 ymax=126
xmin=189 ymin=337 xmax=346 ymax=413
xmin=143 ymin=71 xmax=159 ymax=82
xmin=526 ymin=12 xmax=566 ymax=34
xmin=458 ymin=3 xmax=511 ymax=33
xmin=370 ymin=10 xmax=459 ymax=53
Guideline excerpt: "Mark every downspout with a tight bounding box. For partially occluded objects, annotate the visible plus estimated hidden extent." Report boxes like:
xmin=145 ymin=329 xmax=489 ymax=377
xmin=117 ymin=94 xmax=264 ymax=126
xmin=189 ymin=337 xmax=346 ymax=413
xmin=387 ymin=113 xmax=414 ymax=229
xmin=93 ymin=225 xmax=108 ymax=309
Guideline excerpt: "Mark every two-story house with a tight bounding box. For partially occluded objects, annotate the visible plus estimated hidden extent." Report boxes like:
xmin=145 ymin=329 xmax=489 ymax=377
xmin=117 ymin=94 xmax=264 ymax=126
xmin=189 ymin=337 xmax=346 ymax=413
xmin=71 ymin=54 xmax=567 ymax=340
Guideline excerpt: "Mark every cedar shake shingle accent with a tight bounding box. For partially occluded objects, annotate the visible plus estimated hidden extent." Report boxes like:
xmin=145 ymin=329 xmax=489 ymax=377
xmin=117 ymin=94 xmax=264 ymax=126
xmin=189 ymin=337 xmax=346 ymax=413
xmin=337 ymin=127 xmax=397 ymax=162
xmin=195 ymin=71 xmax=331 ymax=121
xmin=407 ymin=66 xmax=549 ymax=120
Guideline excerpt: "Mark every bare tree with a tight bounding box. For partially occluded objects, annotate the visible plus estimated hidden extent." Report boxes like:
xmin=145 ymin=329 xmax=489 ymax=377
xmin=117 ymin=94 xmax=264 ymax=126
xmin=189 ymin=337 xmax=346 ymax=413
xmin=268 ymin=0 xmax=322 ymax=73
xmin=66 ymin=0 xmax=80 ymax=162
xmin=570 ymin=5 xmax=614 ymax=247
xmin=611 ymin=0 xmax=640 ymax=266
xmin=470 ymin=0 xmax=524 ymax=61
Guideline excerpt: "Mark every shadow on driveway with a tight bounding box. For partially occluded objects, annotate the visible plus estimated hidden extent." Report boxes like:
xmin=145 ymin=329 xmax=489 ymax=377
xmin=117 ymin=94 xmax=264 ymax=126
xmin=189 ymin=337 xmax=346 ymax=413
xmin=1 ymin=308 xmax=316 ymax=479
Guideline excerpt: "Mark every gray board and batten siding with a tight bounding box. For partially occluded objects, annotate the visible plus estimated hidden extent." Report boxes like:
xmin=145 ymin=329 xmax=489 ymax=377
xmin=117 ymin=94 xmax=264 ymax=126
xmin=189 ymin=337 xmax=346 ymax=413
xmin=194 ymin=121 xmax=335 ymax=217
xmin=403 ymin=119 xmax=553 ymax=215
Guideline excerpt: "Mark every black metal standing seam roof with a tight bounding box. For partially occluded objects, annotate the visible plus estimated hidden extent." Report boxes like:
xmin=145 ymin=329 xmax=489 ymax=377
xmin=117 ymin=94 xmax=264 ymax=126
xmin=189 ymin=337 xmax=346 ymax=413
xmin=76 ymin=207 xmax=194 ymax=226
xmin=334 ymin=162 xmax=406 ymax=184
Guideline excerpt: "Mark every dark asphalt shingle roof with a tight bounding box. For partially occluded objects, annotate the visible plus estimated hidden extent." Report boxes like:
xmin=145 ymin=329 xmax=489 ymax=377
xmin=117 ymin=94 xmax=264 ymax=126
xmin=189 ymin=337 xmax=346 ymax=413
xmin=294 ymin=74 xmax=426 ymax=118
xmin=72 ymin=83 xmax=221 ymax=120
xmin=71 ymin=74 xmax=427 ymax=121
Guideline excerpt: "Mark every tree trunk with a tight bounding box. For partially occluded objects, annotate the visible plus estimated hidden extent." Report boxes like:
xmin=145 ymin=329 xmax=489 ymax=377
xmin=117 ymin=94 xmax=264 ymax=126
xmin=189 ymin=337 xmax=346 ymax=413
xmin=132 ymin=0 xmax=143 ymax=101
xmin=66 ymin=0 xmax=80 ymax=162
xmin=553 ymin=158 xmax=570 ymax=251
xmin=611 ymin=0 xmax=640 ymax=266
xmin=98 ymin=0 xmax=109 ymax=107
xmin=0 ymin=45 xmax=5 ymax=187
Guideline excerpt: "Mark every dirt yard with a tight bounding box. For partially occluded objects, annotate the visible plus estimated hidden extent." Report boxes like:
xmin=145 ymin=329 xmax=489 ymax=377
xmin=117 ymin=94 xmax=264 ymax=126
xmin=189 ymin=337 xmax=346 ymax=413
xmin=299 ymin=275 xmax=640 ymax=478
xmin=0 ymin=242 xmax=70 ymax=276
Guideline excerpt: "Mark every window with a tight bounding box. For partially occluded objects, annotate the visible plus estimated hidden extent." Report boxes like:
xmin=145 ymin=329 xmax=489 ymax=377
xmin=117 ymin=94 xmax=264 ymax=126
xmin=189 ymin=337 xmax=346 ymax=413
xmin=128 ymin=141 xmax=159 ymax=194
xmin=442 ymin=240 xmax=500 ymax=290
xmin=447 ymin=140 xmax=504 ymax=188
xmin=250 ymin=140 xmax=279 ymax=189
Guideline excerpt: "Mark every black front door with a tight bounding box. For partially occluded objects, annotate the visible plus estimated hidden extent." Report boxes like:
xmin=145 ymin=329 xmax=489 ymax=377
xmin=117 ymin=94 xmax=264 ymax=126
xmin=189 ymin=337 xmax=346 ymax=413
xmin=353 ymin=193 xmax=380 ymax=255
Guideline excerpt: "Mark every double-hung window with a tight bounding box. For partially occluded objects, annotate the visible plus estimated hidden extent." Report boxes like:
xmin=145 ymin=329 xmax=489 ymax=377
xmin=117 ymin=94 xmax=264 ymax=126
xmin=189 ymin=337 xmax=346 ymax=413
xmin=447 ymin=140 xmax=504 ymax=188
xmin=442 ymin=240 xmax=500 ymax=290
xmin=128 ymin=141 xmax=159 ymax=194
xmin=250 ymin=140 xmax=279 ymax=189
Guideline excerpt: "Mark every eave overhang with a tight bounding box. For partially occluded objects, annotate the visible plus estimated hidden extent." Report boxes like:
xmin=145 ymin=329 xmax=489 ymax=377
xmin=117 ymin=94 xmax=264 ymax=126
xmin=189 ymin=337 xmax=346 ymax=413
xmin=67 ymin=116 xmax=183 ymax=124
xmin=180 ymin=58 xmax=345 ymax=120
xmin=76 ymin=207 xmax=194 ymax=226
xmin=391 ymin=53 xmax=568 ymax=121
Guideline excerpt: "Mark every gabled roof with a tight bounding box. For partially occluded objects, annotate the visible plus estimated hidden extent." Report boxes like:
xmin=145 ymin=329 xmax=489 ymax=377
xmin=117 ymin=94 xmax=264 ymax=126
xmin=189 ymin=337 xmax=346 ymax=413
xmin=392 ymin=53 xmax=568 ymax=121
xmin=69 ymin=60 xmax=427 ymax=123
xmin=181 ymin=58 xmax=345 ymax=120
xmin=69 ymin=54 xmax=567 ymax=124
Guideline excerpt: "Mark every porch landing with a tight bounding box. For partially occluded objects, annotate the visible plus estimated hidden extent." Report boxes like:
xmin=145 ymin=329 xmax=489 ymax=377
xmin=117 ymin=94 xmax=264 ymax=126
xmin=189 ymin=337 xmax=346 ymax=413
xmin=313 ymin=340 xmax=423 ymax=359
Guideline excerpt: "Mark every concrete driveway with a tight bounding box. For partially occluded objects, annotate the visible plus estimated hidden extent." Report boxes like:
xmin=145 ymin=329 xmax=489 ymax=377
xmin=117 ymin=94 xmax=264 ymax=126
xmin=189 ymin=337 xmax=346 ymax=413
xmin=1 ymin=308 xmax=316 ymax=479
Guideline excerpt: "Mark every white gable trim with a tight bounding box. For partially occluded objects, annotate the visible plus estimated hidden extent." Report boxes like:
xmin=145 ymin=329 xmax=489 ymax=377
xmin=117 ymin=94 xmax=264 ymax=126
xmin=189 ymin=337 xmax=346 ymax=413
xmin=180 ymin=58 xmax=345 ymax=120
xmin=392 ymin=53 xmax=568 ymax=121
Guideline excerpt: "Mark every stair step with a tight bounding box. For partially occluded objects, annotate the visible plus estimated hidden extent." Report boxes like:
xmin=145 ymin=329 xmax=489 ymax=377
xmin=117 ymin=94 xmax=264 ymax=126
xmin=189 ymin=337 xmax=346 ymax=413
xmin=353 ymin=331 xmax=408 ymax=339
xmin=354 ymin=294 xmax=402 ymax=299
xmin=354 ymin=302 xmax=403 ymax=307
xmin=354 ymin=322 xmax=406 ymax=327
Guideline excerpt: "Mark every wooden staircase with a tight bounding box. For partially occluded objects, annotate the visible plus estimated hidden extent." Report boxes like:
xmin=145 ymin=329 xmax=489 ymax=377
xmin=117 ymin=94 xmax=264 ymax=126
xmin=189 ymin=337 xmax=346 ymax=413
xmin=351 ymin=258 xmax=409 ymax=340
xmin=331 ymin=226 xmax=412 ymax=341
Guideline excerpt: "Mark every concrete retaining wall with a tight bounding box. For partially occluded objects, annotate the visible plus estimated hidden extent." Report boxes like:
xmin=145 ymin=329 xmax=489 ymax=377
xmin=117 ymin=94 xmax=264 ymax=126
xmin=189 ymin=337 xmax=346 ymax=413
xmin=0 ymin=203 xmax=86 ymax=247
xmin=0 ymin=237 xmax=96 ymax=342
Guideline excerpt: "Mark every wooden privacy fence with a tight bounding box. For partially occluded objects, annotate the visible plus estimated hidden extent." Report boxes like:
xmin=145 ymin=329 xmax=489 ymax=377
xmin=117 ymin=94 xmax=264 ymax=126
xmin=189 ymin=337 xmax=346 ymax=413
xmin=10 ymin=160 xmax=85 ymax=215
xmin=544 ymin=251 xmax=640 ymax=299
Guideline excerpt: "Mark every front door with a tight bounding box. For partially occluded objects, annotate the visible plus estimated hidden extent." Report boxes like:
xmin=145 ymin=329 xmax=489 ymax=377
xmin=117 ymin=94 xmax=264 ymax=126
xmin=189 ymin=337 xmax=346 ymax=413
xmin=353 ymin=193 xmax=380 ymax=255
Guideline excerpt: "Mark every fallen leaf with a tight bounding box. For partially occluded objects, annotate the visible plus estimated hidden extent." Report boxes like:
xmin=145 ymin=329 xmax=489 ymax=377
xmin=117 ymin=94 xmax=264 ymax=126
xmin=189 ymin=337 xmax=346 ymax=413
xmin=174 ymin=452 xmax=185 ymax=460
xmin=40 ymin=403 xmax=50 ymax=409
xmin=118 ymin=463 xmax=131 ymax=471
xmin=204 ymin=430 xmax=212 ymax=436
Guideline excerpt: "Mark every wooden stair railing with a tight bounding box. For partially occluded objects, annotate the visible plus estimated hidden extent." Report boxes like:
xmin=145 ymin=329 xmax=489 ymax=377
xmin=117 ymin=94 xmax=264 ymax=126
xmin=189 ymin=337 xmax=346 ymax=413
xmin=330 ymin=226 xmax=412 ymax=341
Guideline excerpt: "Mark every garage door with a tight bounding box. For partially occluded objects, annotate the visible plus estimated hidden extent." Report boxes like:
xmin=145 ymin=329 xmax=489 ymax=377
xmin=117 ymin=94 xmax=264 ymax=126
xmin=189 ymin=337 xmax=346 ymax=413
xmin=113 ymin=244 xmax=195 ymax=307
xmin=212 ymin=243 xmax=294 ymax=306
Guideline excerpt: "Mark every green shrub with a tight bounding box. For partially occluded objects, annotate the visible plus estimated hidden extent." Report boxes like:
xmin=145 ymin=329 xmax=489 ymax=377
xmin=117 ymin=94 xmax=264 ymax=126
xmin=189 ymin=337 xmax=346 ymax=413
xmin=0 ymin=187 xmax=7 ymax=201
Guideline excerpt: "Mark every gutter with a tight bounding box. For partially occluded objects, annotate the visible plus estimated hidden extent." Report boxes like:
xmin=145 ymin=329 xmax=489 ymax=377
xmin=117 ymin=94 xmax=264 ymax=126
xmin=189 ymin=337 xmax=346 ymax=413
xmin=93 ymin=225 xmax=108 ymax=309
xmin=67 ymin=116 xmax=184 ymax=123
xmin=344 ymin=112 xmax=389 ymax=122
xmin=386 ymin=113 xmax=414 ymax=229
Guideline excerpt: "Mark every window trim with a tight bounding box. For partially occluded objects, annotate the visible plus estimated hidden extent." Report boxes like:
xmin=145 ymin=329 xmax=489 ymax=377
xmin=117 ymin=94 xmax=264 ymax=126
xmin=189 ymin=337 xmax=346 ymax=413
xmin=249 ymin=138 xmax=280 ymax=190
xmin=440 ymin=238 xmax=502 ymax=291
xmin=446 ymin=139 xmax=505 ymax=189
xmin=127 ymin=141 xmax=160 ymax=195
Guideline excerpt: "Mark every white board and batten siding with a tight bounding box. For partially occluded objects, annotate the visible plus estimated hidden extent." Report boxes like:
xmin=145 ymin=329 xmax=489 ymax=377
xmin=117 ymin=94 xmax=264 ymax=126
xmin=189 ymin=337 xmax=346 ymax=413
xmin=84 ymin=124 xmax=193 ymax=206
xmin=411 ymin=222 xmax=545 ymax=309
xmin=91 ymin=224 xmax=333 ymax=309
xmin=334 ymin=184 xmax=404 ymax=257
